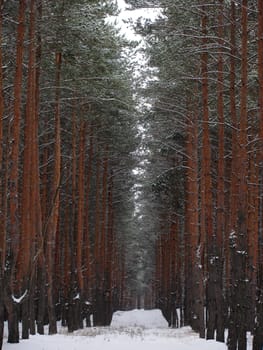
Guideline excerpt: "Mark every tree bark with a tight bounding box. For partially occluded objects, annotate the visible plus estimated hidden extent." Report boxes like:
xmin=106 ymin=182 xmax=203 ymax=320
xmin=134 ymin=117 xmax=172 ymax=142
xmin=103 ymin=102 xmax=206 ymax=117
xmin=17 ymin=0 xmax=37 ymax=339
xmin=76 ymin=120 xmax=87 ymax=296
xmin=200 ymin=2 xmax=213 ymax=340
xmin=0 ymin=1 xmax=5 ymax=346
xmin=185 ymin=105 xmax=204 ymax=336
xmin=228 ymin=1 xmax=249 ymax=349
xmin=46 ymin=52 xmax=62 ymax=335
xmin=253 ymin=0 xmax=263 ymax=348
xmin=105 ymin=170 xmax=114 ymax=325
xmin=7 ymin=0 xmax=27 ymax=343
xmin=0 ymin=0 xmax=5 ymax=274
xmin=214 ymin=0 xmax=225 ymax=342
xmin=84 ymin=124 xmax=93 ymax=300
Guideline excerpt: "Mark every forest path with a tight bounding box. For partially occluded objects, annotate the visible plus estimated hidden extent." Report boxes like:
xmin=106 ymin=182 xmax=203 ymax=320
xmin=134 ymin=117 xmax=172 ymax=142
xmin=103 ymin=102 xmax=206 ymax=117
xmin=3 ymin=325 xmax=224 ymax=350
xmin=3 ymin=309 xmax=229 ymax=350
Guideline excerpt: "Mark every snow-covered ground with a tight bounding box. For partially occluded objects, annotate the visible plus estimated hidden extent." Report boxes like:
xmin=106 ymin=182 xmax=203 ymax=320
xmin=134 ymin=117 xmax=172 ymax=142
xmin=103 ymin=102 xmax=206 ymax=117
xmin=111 ymin=308 xmax=168 ymax=328
xmin=3 ymin=309 xmax=247 ymax=350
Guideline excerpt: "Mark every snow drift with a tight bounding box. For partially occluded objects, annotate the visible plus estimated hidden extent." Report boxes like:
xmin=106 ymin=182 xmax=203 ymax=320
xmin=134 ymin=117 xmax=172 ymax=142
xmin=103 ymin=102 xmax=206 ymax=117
xmin=110 ymin=309 xmax=169 ymax=328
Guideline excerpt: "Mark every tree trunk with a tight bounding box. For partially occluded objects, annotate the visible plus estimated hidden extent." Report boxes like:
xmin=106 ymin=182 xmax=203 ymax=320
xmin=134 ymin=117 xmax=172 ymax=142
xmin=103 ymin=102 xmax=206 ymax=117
xmin=32 ymin=0 xmax=43 ymax=336
xmin=93 ymin=155 xmax=101 ymax=325
xmin=84 ymin=124 xmax=93 ymax=302
xmin=46 ymin=52 xmax=62 ymax=335
xmin=228 ymin=2 xmax=249 ymax=349
xmin=36 ymin=255 xmax=46 ymax=335
xmin=214 ymin=0 xmax=225 ymax=342
xmin=7 ymin=0 xmax=27 ymax=343
xmin=76 ymin=120 xmax=87 ymax=295
xmin=185 ymin=105 xmax=204 ymax=336
xmin=225 ymin=3 xmax=238 ymax=334
xmin=100 ymin=148 xmax=109 ymax=292
xmin=105 ymin=170 xmax=114 ymax=325
xmin=253 ymin=1 xmax=263 ymax=348
xmin=0 ymin=1 xmax=5 ymax=346
xmin=17 ymin=0 xmax=37 ymax=339
xmin=200 ymin=2 xmax=213 ymax=340
xmin=247 ymin=129 xmax=258 ymax=329
xmin=0 ymin=0 xmax=5 ymax=276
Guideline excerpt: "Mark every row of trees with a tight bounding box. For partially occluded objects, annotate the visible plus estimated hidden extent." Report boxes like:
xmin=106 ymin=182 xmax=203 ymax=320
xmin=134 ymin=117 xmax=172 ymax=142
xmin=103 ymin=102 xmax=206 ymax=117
xmin=2 ymin=1 xmax=263 ymax=350
xmin=132 ymin=0 xmax=263 ymax=349
xmin=0 ymin=0 xmax=139 ymax=348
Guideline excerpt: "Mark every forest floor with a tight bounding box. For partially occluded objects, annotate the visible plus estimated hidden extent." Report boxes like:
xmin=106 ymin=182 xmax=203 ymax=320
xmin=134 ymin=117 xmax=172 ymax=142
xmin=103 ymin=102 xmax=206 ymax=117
xmin=2 ymin=309 xmax=252 ymax=350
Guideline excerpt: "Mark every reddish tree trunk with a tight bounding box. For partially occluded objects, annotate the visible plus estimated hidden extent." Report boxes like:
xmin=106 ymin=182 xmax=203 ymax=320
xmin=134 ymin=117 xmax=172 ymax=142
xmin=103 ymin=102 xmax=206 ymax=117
xmin=94 ymin=156 xmax=101 ymax=279
xmin=104 ymin=171 xmax=114 ymax=325
xmin=9 ymin=0 xmax=27 ymax=270
xmin=84 ymin=124 xmax=93 ymax=299
xmin=228 ymin=2 xmax=249 ymax=349
xmin=46 ymin=52 xmax=62 ymax=335
xmin=6 ymin=0 xmax=27 ymax=343
xmin=185 ymin=106 xmax=204 ymax=335
xmin=76 ymin=120 xmax=87 ymax=294
xmin=93 ymin=154 xmax=102 ymax=325
xmin=0 ymin=1 xmax=5 ymax=348
xmin=225 ymin=1 xmax=238 ymax=311
xmin=106 ymin=171 xmax=114 ymax=291
xmin=247 ymin=128 xmax=258 ymax=329
xmin=31 ymin=2 xmax=44 ymax=336
xmin=200 ymin=3 xmax=213 ymax=340
xmin=0 ymin=0 xmax=4 ymax=273
xmin=18 ymin=0 xmax=37 ymax=339
xmin=100 ymin=149 xmax=109 ymax=287
xmin=214 ymin=1 xmax=225 ymax=342
xmin=253 ymin=1 xmax=263 ymax=348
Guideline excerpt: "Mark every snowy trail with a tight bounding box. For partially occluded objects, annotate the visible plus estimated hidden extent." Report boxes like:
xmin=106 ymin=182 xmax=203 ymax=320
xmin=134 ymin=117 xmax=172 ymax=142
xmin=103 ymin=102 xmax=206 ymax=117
xmin=3 ymin=326 xmax=227 ymax=350
xmin=2 ymin=309 xmax=249 ymax=350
